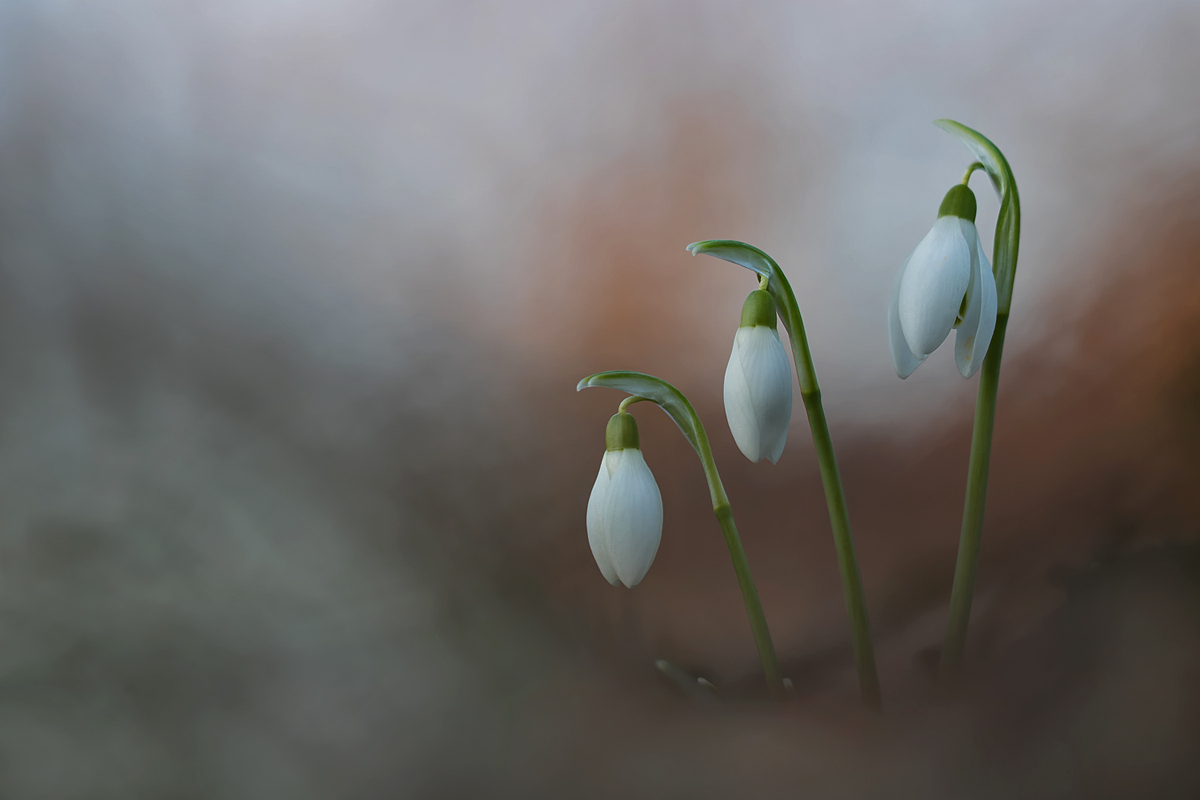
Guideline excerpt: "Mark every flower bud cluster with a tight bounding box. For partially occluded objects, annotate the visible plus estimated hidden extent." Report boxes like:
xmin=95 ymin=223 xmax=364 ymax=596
xmin=584 ymin=176 xmax=1001 ymax=589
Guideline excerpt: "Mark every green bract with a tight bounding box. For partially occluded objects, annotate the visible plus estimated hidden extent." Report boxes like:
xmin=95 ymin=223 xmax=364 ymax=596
xmin=578 ymin=371 xmax=705 ymax=457
xmin=934 ymin=119 xmax=1021 ymax=315
xmin=686 ymin=240 xmax=818 ymax=395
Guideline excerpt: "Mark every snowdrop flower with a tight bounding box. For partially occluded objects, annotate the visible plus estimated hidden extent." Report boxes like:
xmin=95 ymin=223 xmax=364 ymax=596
xmin=586 ymin=412 xmax=663 ymax=587
xmin=889 ymin=184 xmax=998 ymax=379
xmin=724 ymin=288 xmax=793 ymax=463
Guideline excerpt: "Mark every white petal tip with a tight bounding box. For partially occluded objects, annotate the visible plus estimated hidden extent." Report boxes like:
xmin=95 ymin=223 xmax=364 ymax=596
xmin=738 ymin=446 xmax=763 ymax=463
xmin=956 ymin=348 xmax=981 ymax=379
xmin=766 ymin=435 xmax=786 ymax=464
xmin=890 ymin=351 xmax=923 ymax=380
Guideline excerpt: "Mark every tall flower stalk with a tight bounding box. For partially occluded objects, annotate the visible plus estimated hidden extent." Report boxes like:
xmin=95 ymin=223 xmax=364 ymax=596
xmin=688 ymin=242 xmax=882 ymax=710
xmin=578 ymin=370 xmax=784 ymax=696
xmin=933 ymin=120 xmax=1021 ymax=678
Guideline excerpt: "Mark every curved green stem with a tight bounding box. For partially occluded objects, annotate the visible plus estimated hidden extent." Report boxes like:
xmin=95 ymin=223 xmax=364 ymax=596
xmin=687 ymin=241 xmax=881 ymax=710
xmin=618 ymin=395 xmax=650 ymax=414
xmin=578 ymin=371 xmax=784 ymax=696
xmin=933 ymin=120 xmax=1021 ymax=678
xmin=961 ymin=161 xmax=984 ymax=185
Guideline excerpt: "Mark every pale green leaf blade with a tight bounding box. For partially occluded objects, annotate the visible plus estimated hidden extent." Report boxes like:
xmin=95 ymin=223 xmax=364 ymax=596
xmin=933 ymin=120 xmax=1021 ymax=316
xmin=686 ymin=239 xmax=796 ymax=336
xmin=933 ymin=119 xmax=1007 ymax=200
xmin=686 ymin=239 xmax=774 ymax=279
xmin=686 ymin=240 xmax=818 ymax=393
xmin=576 ymin=371 xmax=703 ymax=455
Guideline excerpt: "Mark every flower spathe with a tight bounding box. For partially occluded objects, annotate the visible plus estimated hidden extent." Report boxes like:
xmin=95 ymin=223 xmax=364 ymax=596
xmin=889 ymin=184 xmax=998 ymax=379
xmin=724 ymin=290 xmax=793 ymax=463
xmin=586 ymin=413 xmax=663 ymax=587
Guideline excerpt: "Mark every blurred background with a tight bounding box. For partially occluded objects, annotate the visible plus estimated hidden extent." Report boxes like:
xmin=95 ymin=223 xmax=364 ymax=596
xmin=1 ymin=0 xmax=1199 ymax=797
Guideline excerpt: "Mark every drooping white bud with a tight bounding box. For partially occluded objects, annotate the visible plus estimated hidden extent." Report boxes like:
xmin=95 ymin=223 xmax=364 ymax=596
xmin=586 ymin=413 xmax=663 ymax=588
xmin=724 ymin=290 xmax=793 ymax=464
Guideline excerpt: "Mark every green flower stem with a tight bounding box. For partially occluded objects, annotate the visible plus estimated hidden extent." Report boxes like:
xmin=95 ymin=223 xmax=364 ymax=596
xmin=939 ymin=315 xmax=1007 ymax=676
xmin=790 ymin=321 xmax=882 ymax=712
xmin=687 ymin=240 xmax=881 ymax=710
xmin=933 ymin=119 xmax=1021 ymax=678
xmin=577 ymin=372 xmax=783 ymax=696
xmin=801 ymin=386 xmax=882 ymax=710
xmin=686 ymin=241 xmax=883 ymax=710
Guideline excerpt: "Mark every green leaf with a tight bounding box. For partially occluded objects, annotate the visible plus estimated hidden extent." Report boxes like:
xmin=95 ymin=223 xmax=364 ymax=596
xmin=933 ymin=119 xmax=1021 ymax=316
xmin=576 ymin=371 xmax=705 ymax=456
xmin=686 ymin=240 xmax=817 ymax=394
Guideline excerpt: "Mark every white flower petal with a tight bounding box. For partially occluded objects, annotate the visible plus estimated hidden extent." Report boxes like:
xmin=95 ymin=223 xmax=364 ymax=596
xmin=953 ymin=230 xmax=982 ymax=365
xmin=898 ymin=216 xmax=973 ymax=357
xmin=743 ymin=328 xmax=793 ymax=464
xmin=724 ymin=333 xmax=761 ymax=459
xmin=765 ymin=417 xmax=787 ymax=464
xmin=954 ymin=230 xmax=998 ymax=377
xmin=888 ymin=249 xmax=925 ymax=379
xmin=724 ymin=327 xmax=792 ymax=463
xmin=585 ymin=454 xmax=620 ymax=586
xmin=601 ymin=449 xmax=663 ymax=587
